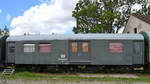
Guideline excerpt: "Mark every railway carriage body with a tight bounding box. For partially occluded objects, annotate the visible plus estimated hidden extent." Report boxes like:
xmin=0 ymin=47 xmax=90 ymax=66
xmin=5 ymin=34 xmax=145 ymax=66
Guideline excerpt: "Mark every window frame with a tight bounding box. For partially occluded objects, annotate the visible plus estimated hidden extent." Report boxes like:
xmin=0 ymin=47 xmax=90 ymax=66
xmin=39 ymin=43 xmax=52 ymax=53
xmin=9 ymin=42 xmax=15 ymax=53
xmin=24 ymin=44 xmax=35 ymax=53
xmin=72 ymin=42 xmax=78 ymax=53
xmin=82 ymin=42 xmax=89 ymax=52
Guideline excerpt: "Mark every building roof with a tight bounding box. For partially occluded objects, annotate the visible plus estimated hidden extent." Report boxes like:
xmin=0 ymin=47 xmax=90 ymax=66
xmin=133 ymin=15 xmax=150 ymax=24
xmin=7 ymin=34 xmax=144 ymax=41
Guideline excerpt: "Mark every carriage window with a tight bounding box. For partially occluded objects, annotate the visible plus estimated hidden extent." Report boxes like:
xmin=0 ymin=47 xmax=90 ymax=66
xmin=9 ymin=46 xmax=15 ymax=53
xmin=39 ymin=43 xmax=51 ymax=52
xmin=24 ymin=44 xmax=35 ymax=52
xmin=9 ymin=43 xmax=15 ymax=53
xmin=72 ymin=42 xmax=77 ymax=52
xmin=82 ymin=42 xmax=88 ymax=52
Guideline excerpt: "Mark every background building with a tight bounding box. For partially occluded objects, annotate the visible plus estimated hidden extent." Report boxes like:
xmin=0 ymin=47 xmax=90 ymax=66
xmin=124 ymin=15 xmax=150 ymax=33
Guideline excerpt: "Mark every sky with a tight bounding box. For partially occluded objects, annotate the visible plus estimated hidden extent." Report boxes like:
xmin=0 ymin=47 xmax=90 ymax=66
xmin=0 ymin=0 xmax=141 ymax=35
xmin=0 ymin=0 xmax=78 ymax=35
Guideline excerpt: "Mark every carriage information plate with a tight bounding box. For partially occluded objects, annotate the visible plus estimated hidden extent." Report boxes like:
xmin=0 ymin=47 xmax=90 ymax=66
xmin=109 ymin=43 xmax=123 ymax=53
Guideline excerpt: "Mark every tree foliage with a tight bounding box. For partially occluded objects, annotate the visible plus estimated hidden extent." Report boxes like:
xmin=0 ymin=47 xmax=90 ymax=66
xmin=3 ymin=25 xmax=9 ymax=36
xmin=0 ymin=25 xmax=9 ymax=36
xmin=72 ymin=0 xmax=150 ymax=33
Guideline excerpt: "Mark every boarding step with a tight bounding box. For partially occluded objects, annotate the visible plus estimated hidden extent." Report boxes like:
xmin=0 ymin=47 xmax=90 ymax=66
xmin=2 ymin=69 xmax=15 ymax=75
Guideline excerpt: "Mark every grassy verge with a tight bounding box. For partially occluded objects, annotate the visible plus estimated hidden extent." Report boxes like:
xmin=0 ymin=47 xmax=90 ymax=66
xmin=1 ymin=71 xmax=150 ymax=82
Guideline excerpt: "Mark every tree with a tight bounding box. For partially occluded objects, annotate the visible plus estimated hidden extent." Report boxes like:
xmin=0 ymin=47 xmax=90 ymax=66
xmin=72 ymin=0 xmax=102 ymax=33
xmin=134 ymin=0 xmax=150 ymax=15
xmin=3 ymin=25 xmax=9 ymax=36
xmin=0 ymin=29 xmax=2 ymax=35
xmin=72 ymin=0 xmax=150 ymax=34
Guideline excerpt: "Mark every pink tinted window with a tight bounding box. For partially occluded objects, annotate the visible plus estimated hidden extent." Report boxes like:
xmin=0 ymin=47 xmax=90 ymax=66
xmin=39 ymin=43 xmax=51 ymax=52
xmin=109 ymin=43 xmax=123 ymax=53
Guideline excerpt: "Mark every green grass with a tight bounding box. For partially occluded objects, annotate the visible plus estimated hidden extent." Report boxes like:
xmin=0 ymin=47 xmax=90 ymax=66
xmin=2 ymin=71 xmax=150 ymax=82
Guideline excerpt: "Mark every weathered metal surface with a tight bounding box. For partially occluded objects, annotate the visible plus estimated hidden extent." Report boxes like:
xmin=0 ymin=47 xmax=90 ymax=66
xmin=6 ymin=34 xmax=144 ymax=65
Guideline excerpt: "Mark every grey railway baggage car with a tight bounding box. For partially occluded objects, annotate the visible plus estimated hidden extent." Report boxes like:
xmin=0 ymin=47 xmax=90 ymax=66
xmin=6 ymin=34 xmax=144 ymax=65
